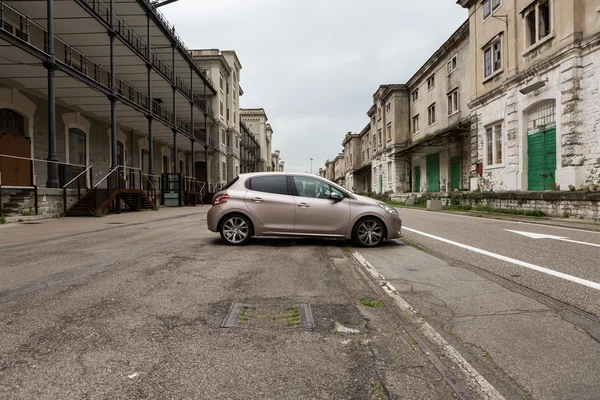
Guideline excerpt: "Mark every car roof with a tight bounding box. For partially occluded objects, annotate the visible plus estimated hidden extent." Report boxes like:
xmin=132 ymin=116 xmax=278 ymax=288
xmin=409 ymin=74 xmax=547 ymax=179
xmin=239 ymin=172 xmax=323 ymax=179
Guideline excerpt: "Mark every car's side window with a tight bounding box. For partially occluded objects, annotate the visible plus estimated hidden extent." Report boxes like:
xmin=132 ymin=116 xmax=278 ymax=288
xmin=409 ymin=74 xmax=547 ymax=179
xmin=293 ymin=176 xmax=338 ymax=199
xmin=246 ymin=176 xmax=289 ymax=195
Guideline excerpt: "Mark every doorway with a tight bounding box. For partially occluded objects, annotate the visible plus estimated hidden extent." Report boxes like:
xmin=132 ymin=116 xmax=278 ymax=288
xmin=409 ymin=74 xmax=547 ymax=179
xmin=0 ymin=109 xmax=31 ymax=186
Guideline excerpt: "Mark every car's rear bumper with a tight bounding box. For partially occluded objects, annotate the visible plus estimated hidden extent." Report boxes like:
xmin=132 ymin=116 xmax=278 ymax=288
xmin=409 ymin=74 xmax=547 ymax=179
xmin=207 ymin=206 xmax=220 ymax=232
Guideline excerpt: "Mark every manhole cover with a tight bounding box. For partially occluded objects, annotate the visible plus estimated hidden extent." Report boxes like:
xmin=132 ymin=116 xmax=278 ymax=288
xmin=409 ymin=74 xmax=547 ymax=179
xmin=222 ymin=303 xmax=314 ymax=329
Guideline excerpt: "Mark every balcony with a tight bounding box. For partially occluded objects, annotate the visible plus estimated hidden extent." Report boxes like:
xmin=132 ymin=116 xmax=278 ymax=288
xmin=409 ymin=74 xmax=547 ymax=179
xmin=79 ymin=0 xmax=214 ymax=117
xmin=0 ymin=1 xmax=207 ymax=143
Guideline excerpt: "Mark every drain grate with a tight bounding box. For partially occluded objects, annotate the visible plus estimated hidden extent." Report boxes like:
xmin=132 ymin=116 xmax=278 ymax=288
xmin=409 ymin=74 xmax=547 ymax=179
xmin=222 ymin=303 xmax=314 ymax=329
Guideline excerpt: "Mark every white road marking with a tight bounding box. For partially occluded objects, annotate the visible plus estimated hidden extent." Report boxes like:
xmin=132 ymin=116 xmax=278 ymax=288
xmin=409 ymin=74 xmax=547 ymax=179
xmin=506 ymin=230 xmax=600 ymax=248
xmin=350 ymin=250 xmax=505 ymax=400
xmin=397 ymin=207 xmax=600 ymax=235
xmin=404 ymin=227 xmax=600 ymax=291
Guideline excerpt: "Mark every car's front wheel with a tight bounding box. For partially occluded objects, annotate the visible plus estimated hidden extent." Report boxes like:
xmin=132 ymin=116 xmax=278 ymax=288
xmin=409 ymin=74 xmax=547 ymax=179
xmin=220 ymin=214 xmax=252 ymax=245
xmin=354 ymin=217 xmax=385 ymax=247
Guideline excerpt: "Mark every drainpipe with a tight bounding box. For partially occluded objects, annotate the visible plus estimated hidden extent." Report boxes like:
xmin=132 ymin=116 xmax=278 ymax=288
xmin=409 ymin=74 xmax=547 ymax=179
xmin=45 ymin=0 xmax=58 ymax=188
xmin=109 ymin=0 xmax=117 ymax=170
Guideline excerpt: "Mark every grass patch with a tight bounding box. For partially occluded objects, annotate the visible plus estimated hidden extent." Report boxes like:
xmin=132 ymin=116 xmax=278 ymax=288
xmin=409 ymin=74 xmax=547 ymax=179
xmin=91 ymin=208 xmax=109 ymax=218
xmin=443 ymin=204 xmax=546 ymax=218
xmin=0 ymin=215 xmax=5 ymax=224
xmin=401 ymin=238 xmax=427 ymax=253
xmin=151 ymin=202 xmax=161 ymax=211
xmin=360 ymin=296 xmax=384 ymax=307
xmin=444 ymin=325 xmax=458 ymax=336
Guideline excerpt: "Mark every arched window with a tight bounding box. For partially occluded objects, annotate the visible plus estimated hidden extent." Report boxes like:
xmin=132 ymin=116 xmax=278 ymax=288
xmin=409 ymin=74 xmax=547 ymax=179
xmin=0 ymin=109 xmax=25 ymax=133
xmin=68 ymin=128 xmax=87 ymax=165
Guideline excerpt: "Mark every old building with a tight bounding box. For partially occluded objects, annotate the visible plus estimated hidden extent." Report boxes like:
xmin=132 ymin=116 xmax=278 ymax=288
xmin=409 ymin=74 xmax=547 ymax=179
xmin=333 ymin=153 xmax=346 ymax=187
xmin=325 ymin=159 xmax=335 ymax=182
xmin=367 ymin=85 xmax=411 ymax=194
xmin=0 ymin=0 xmax=217 ymax=215
xmin=240 ymin=108 xmax=274 ymax=172
xmin=342 ymin=132 xmax=361 ymax=191
xmin=191 ymin=49 xmax=243 ymax=183
xmin=458 ymin=0 xmax=600 ymax=191
xmin=240 ymin=122 xmax=260 ymax=174
xmin=400 ymin=21 xmax=471 ymax=193
xmin=271 ymin=150 xmax=284 ymax=172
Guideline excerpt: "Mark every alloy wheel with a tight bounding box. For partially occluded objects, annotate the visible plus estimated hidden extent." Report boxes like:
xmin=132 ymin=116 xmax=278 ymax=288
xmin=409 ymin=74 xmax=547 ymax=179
xmin=222 ymin=217 xmax=250 ymax=244
xmin=357 ymin=219 xmax=384 ymax=246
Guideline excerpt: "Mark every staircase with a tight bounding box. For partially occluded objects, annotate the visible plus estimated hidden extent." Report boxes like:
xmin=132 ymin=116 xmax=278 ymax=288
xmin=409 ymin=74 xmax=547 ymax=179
xmin=64 ymin=167 xmax=156 ymax=216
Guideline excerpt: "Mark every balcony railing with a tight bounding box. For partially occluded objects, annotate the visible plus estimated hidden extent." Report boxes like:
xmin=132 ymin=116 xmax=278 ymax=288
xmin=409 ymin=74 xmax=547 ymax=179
xmin=0 ymin=2 xmax=213 ymax=143
xmin=81 ymin=0 xmax=213 ymax=117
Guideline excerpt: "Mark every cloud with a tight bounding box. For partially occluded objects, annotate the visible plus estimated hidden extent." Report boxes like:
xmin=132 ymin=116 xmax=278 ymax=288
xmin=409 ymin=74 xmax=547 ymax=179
xmin=161 ymin=0 xmax=467 ymax=172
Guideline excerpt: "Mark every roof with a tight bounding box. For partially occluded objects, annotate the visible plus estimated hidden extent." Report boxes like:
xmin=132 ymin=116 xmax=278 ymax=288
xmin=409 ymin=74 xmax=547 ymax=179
xmin=240 ymin=108 xmax=268 ymax=121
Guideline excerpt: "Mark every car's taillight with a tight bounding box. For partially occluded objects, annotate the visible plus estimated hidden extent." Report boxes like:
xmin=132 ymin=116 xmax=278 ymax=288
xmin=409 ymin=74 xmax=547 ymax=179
xmin=213 ymin=193 xmax=230 ymax=206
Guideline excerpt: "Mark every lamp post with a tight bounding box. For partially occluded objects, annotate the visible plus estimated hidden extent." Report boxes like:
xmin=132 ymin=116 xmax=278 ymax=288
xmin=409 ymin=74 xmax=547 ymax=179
xmin=310 ymin=158 xmax=313 ymax=174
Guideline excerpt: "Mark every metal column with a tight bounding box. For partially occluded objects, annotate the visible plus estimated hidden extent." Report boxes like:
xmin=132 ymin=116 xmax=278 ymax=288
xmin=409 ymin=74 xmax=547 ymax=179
xmin=190 ymin=67 xmax=195 ymax=181
xmin=146 ymin=14 xmax=154 ymax=179
xmin=45 ymin=0 xmax=58 ymax=188
xmin=171 ymin=44 xmax=177 ymax=173
xmin=109 ymin=0 xmax=117 ymax=170
xmin=204 ymin=82 xmax=209 ymax=184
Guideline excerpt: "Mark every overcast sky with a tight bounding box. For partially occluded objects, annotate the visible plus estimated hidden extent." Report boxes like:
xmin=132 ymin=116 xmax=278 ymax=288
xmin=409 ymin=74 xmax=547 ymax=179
xmin=161 ymin=0 xmax=467 ymax=173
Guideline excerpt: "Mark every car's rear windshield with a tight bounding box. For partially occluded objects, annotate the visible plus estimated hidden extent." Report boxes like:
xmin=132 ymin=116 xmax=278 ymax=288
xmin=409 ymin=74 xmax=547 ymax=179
xmin=221 ymin=176 xmax=239 ymax=191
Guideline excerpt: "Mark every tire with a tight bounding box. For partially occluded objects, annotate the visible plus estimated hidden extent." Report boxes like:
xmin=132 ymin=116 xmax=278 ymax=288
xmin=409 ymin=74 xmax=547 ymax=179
xmin=353 ymin=217 xmax=386 ymax=247
xmin=219 ymin=214 xmax=252 ymax=246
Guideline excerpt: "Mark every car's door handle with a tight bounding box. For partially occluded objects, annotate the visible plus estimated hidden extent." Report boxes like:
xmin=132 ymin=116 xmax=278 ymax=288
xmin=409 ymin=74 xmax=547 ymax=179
xmin=297 ymin=202 xmax=310 ymax=208
xmin=250 ymin=197 xmax=263 ymax=202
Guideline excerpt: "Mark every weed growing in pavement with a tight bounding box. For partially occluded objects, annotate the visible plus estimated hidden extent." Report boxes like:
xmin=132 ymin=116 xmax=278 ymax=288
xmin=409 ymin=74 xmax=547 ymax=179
xmin=360 ymin=296 xmax=384 ymax=307
xmin=152 ymin=202 xmax=161 ymax=211
xmin=0 ymin=215 xmax=5 ymax=224
xmin=444 ymin=325 xmax=458 ymax=336
xmin=401 ymin=238 xmax=428 ymax=253
xmin=91 ymin=209 xmax=109 ymax=217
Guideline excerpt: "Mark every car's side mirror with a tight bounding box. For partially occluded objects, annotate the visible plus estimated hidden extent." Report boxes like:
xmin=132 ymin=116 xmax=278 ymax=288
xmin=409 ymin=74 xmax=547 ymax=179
xmin=330 ymin=192 xmax=342 ymax=202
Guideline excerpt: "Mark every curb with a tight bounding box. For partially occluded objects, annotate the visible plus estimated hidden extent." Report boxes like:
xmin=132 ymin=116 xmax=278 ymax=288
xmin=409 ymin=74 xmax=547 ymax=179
xmin=349 ymin=249 xmax=505 ymax=400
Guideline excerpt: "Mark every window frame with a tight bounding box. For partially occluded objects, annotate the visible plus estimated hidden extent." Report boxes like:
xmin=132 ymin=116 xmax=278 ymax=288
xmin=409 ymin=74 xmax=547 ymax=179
xmin=483 ymin=0 xmax=501 ymax=19
xmin=386 ymin=123 xmax=392 ymax=141
xmin=412 ymin=114 xmax=419 ymax=134
xmin=427 ymin=74 xmax=435 ymax=91
xmin=447 ymin=89 xmax=459 ymax=115
xmin=411 ymin=89 xmax=419 ymax=103
xmin=245 ymin=175 xmax=291 ymax=196
xmin=447 ymin=55 xmax=458 ymax=75
xmin=523 ymin=0 xmax=553 ymax=49
xmin=386 ymin=102 xmax=391 ymax=113
xmin=483 ymin=37 xmax=503 ymax=78
xmin=428 ymin=103 xmax=436 ymax=126
xmin=485 ymin=123 xmax=504 ymax=167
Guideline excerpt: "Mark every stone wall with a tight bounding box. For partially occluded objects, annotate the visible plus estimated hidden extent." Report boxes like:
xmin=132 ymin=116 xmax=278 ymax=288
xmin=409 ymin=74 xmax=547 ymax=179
xmin=393 ymin=191 xmax=600 ymax=221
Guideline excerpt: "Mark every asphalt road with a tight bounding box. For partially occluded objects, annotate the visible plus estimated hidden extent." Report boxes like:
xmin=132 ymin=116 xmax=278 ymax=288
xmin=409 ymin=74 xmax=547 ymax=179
xmin=397 ymin=208 xmax=600 ymax=317
xmin=0 ymin=208 xmax=459 ymax=400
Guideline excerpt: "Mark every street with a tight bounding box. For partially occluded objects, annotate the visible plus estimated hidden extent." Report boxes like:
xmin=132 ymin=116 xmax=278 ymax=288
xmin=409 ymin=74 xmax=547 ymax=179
xmin=0 ymin=207 xmax=599 ymax=399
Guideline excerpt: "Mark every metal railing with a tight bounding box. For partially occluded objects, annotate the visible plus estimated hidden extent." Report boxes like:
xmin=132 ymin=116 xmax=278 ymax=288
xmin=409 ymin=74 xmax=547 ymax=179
xmin=62 ymin=166 xmax=93 ymax=214
xmin=94 ymin=167 xmax=120 ymax=209
xmin=0 ymin=2 xmax=212 ymax=140
xmin=81 ymin=0 xmax=214 ymax=116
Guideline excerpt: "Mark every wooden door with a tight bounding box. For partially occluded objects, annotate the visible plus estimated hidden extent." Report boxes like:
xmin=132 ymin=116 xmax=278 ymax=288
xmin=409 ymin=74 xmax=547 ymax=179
xmin=0 ymin=109 xmax=31 ymax=187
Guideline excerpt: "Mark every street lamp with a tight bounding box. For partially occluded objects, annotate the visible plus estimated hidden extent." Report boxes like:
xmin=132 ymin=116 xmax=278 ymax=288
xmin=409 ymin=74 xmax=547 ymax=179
xmin=310 ymin=158 xmax=313 ymax=174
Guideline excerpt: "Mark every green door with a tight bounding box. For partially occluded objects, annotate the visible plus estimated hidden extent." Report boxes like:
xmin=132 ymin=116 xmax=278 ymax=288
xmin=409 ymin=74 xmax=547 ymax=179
xmin=528 ymin=128 xmax=556 ymax=190
xmin=450 ymin=157 xmax=461 ymax=191
xmin=379 ymin=174 xmax=383 ymax=193
xmin=426 ymin=153 xmax=440 ymax=192
xmin=414 ymin=166 xmax=421 ymax=192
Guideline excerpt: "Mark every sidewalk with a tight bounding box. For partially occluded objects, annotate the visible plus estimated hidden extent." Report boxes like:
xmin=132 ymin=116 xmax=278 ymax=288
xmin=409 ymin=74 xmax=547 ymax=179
xmin=354 ymin=242 xmax=600 ymax=400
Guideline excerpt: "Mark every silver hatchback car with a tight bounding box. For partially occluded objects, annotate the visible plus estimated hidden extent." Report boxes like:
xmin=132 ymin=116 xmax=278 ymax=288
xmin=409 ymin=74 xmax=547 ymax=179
xmin=207 ymin=173 xmax=402 ymax=246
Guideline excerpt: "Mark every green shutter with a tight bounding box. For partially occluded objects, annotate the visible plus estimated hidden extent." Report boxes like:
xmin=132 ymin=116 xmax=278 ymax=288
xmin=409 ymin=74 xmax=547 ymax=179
xmin=426 ymin=153 xmax=440 ymax=192
xmin=543 ymin=129 xmax=556 ymax=190
xmin=414 ymin=166 xmax=421 ymax=192
xmin=450 ymin=157 xmax=461 ymax=191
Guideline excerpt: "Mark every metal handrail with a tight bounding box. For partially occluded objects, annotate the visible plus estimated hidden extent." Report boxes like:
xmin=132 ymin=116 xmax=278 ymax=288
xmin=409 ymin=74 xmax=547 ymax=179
xmin=62 ymin=166 xmax=92 ymax=188
xmin=94 ymin=167 xmax=119 ymax=188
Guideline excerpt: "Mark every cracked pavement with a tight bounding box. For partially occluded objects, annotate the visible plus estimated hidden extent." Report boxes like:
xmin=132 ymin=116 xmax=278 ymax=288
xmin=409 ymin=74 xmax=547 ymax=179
xmin=0 ymin=208 xmax=460 ymax=399
xmin=358 ymin=208 xmax=600 ymax=400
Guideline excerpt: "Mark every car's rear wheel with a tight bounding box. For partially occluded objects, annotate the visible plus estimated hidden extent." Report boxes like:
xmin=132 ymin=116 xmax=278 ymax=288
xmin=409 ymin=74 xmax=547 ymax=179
xmin=220 ymin=214 xmax=252 ymax=245
xmin=354 ymin=217 xmax=385 ymax=247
